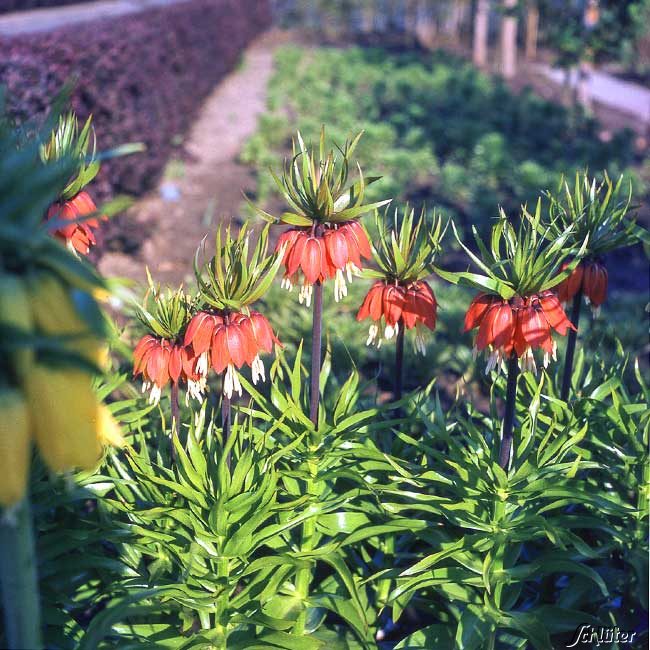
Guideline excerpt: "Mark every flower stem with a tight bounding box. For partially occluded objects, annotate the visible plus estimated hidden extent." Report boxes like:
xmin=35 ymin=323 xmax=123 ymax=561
xmin=561 ymin=288 xmax=583 ymax=402
xmin=170 ymin=383 xmax=179 ymax=461
xmin=299 ymin=278 xmax=322 ymax=633
xmin=499 ymin=353 xmax=519 ymax=470
xmin=293 ymin=457 xmax=317 ymax=635
xmin=394 ymin=318 xmax=405 ymax=401
xmin=0 ymin=498 xmax=42 ymax=650
xmin=309 ymin=280 xmax=323 ymax=427
xmin=222 ymin=390 xmax=231 ymax=468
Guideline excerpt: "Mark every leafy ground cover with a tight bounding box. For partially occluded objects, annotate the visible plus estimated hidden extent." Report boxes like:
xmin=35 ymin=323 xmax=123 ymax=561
xmin=242 ymin=46 xmax=642 ymax=231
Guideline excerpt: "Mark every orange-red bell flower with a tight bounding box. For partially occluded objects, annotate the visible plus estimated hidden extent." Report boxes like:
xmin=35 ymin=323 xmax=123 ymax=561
xmin=277 ymin=221 xmax=372 ymax=305
xmin=465 ymin=291 xmax=575 ymax=373
xmin=133 ymin=335 xmax=204 ymax=404
xmin=556 ymin=259 xmax=608 ymax=311
xmin=46 ymin=191 xmax=106 ymax=256
xmin=357 ymin=280 xmax=438 ymax=354
xmin=184 ymin=310 xmax=279 ymax=398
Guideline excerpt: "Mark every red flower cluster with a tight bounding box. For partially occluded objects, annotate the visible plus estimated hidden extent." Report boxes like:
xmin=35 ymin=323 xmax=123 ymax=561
xmin=556 ymin=260 xmax=608 ymax=311
xmin=46 ymin=191 xmax=106 ymax=256
xmin=277 ymin=221 xmax=372 ymax=305
xmin=356 ymin=280 xmax=438 ymax=354
xmin=464 ymin=291 xmax=575 ymax=373
xmin=133 ymin=335 xmax=204 ymax=405
xmin=184 ymin=310 xmax=279 ymax=398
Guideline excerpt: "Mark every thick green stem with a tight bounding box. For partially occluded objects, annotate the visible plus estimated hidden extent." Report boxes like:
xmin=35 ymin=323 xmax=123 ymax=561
xmin=170 ymin=382 xmax=179 ymax=462
xmin=222 ymin=390 xmax=231 ymax=469
xmin=293 ymin=515 xmax=315 ymax=634
xmin=394 ymin=318 xmax=404 ymax=402
xmin=214 ymin=556 xmax=230 ymax=649
xmin=499 ymin=354 xmax=519 ymax=470
xmin=0 ymin=498 xmax=42 ymax=650
xmin=295 ymin=275 xmax=323 ymax=633
xmin=561 ymin=288 xmax=583 ymax=402
xmin=309 ymin=281 xmax=323 ymax=427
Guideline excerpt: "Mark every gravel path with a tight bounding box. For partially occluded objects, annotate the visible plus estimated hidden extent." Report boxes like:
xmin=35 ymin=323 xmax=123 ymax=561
xmin=98 ymin=32 xmax=281 ymax=286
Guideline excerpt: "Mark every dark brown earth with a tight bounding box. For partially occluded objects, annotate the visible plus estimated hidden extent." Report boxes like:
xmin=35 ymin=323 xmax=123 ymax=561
xmin=97 ymin=32 xmax=287 ymax=286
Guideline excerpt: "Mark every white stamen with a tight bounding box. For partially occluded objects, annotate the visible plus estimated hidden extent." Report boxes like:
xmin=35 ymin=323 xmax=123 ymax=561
xmin=366 ymin=323 xmax=379 ymax=347
xmin=519 ymin=347 xmax=537 ymax=374
xmin=148 ymin=384 xmax=162 ymax=405
xmin=251 ymin=355 xmax=266 ymax=384
xmin=485 ymin=348 xmax=501 ymax=374
xmin=414 ymin=330 xmax=427 ymax=356
xmin=334 ymin=269 xmax=348 ymax=302
xmin=281 ymin=276 xmax=294 ymax=291
xmin=384 ymin=321 xmax=399 ymax=341
xmin=196 ymin=352 xmax=209 ymax=378
xmin=185 ymin=377 xmax=207 ymax=405
xmin=298 ymin=283 xmax=313 ymax=307
xmin=223 ymin=364 xmax=242 ymax=399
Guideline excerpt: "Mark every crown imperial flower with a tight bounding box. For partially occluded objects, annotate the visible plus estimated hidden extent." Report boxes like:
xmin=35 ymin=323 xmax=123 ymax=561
xmin=556 ymin=258 xmax=608 ymax=313
xmin=357 ymin=279 xmax=438 ymax=355
xmin=277 ymin=221 xmax=372 ymax=305
xmin=133 ymin=335 xmax=203 ymax=405
xmin=184 ymin=309 xmax=279 ymax=398
xmin=438 ymin=204 xmax=584 ymax=373
xmin=191 ymin=224 xmax=282 ymax=398
xmin=255 ymin=128 xmax=389 ymax=304
xmin=46 ymin=190 xmax=107 ymax=255
xmin=41 ymin=113 xmax=105 ymax=256
xmin=132 ymin=279 xmax=204 ymax=404
xmin=357 ymin=205 xmax=444 ymax=355
xmin=465 ymin=291 xmax=575 ymax=373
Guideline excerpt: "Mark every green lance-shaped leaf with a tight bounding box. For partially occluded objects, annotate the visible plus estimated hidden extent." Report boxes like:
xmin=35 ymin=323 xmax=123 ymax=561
xmin=194 ymin=222 xmax=283 ymax=311
xmin=437 ymin=208 xmax=581 ymax=299
xmin=250 ymin=127 xmax=390 ymax=226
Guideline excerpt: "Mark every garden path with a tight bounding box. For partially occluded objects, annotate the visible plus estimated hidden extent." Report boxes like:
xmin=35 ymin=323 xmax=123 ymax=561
xmin=535 ymin=63 xmax=650 ymax=127
xmin=97 ymin=32 xmax=282 ymax=286
xmin=0 ymin=0 xmax=183 ymax=35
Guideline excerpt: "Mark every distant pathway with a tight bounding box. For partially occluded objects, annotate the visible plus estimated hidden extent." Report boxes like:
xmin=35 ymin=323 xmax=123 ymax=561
xmin=535 ymin=64 xmax=650 ymax=126
xmin=98 ymin=32 xmax=281 ymax=286
xmin=0 ymin=0 xmax=183 ymax=35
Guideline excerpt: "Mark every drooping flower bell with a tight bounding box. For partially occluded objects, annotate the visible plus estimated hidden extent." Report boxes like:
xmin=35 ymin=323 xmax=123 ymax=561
xmin=357 ymin=205 xmax=444 ymax=355
xmin=190 ymin=223 xmax=282 ymax=398
xmin=184 ymin=309 xmax=279 ymax=398
xmin=357 ymin=280 xmax=438 ymax=354
xmin=254 ymin=128 xmax=389 ymax=304
xmin=464 ymin=291 xmax=575 ymax=373
xmin=132 ymin=279 xmax=204 ymax=405
xmin=545 ymin=173 xmax=640 ymax=316
xmin=277 ymin=220 xmax=372 ymax=305
xmin=41 ymin=113 xmax=104 ymax=256
xmin=438 ymin=205 xmax=582 ymax=373
xmin=556 ymin=258 xmax=608 ymax=313
xmin=133 ymin=335 xmax=203 ymax=405
xmin=46 ymin=190 xmax=107 ymax=255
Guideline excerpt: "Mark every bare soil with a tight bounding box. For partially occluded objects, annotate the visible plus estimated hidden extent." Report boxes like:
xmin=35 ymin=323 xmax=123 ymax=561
xmin=98 ymin=31 xmax=289 ymax=286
